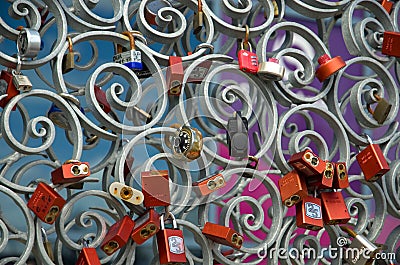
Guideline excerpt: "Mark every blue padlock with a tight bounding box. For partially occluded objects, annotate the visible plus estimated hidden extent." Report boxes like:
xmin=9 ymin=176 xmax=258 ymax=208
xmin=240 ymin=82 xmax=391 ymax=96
xmin=47 ymin=103 xmax=85 ymax=130
xmin=113 ymin=31 xmax=143 ymax=71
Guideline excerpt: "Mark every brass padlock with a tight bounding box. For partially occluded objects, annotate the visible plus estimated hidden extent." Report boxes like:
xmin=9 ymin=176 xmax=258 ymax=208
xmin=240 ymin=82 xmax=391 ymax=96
xmin=367 ymin=93 xmax=392 ymax=124
xmin=62 ymin=36 xmax=75 ymax=74
xmin=12 ymin=54 xmax=32 ymax=92
xmin=193 ymin=0 xmax=204 ymax=34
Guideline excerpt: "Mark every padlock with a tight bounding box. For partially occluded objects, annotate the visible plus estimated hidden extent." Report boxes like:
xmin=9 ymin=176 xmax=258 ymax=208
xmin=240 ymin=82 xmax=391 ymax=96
xmin=0 ymin=69 xmax=19 ymax=110
xmin=47 ymin=103 xmax=72 ymax=130
xmin=367 ymin=93 xmax=392 ymax=124
xmin=111 ymin=150 xmax=134 ymax=179
xmin=51 ymin=160 xmax=90 ymax=185
xmin=226 ymin=112 xmax=249 ymax=158
xmin=333 ymin=162 xmax=349 ymax=189
xmin=94 ymin=85 xmax=111 ymax=114
xmin=257 ymin=58 xmax=285 ymax=81
xmin=356 ymin=135 xmax=390 ymax=182
xmin=157 ymin=213 xmax=186 ymax=264
xmin=113 ymin=31 xmax=143 ymax=70
xmin=288 ymin=150 xmax=326 ymax=177
xmin=278 ymin=170 xmax=308 ymax=207
xmin=238 ymin=41 xmax=259 ymax=74
xmin=109 ymin=182 xmax=144 ymax=205
xmin=382 ymin=31 xmax=400 ymax=57
xmin=242 ymin=156 xmax=259 ymax=178
xmin=131 ymin=208 xmax=160 ymax=245
xmin=193 ymin=0 xmax=204 ymax=34
xmin=41 ymin=228 xmax=54 ymax=261
xmin=167 ymin=56 xmax=184 ymax=96
xmin=202 ymin=222 xmax=243 ymax=250
xmin=187 ymin=44 xmax=214 ymax=84
xmin=381 ymin=0 xmax=394 ymax=13
xmin=76 ymin=241 xmax=101 ymax=265
xmin=172 ymin=125 xmax=203 ymax=160
xmin=319 ymin=191 xmax=350 ymax=225
xmin=144 ymin=0 xmax=170 ymax=25
xmin=193 ymin=173 xmax=226 ymax=196
xmin=16 ymin=28 xmax=41 ymax=58
xmin=341 ymin=226 xmax=380 ymax=265
xmin=101 ymin=215 xmax=135 ymax=255
xmin=27 ymin=182 xmax=66 ymax=224
xmin=315 ymin=54 xmax=346 ymax=82
xmin=306 ymin=161 xmax=334 ymax=189
xmin=12 ymin=53 xmax=32 ymax=92
xmin=141 ymin=170 xmax=170 ymax=208
xmin=62 ymin=36 xmax=76 ymax=74
xmin=296 ymin=196 xmax=323 ymax=231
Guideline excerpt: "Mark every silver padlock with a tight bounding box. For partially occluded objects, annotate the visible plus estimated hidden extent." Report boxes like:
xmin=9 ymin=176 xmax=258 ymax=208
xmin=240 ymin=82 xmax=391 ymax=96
xmin=17 ymin=28 xmax=41 ymax=58
xmin=257 ymin=58 xmax=285 ymax=81
xmin=12 ymin=54 xmax=32 ymax=92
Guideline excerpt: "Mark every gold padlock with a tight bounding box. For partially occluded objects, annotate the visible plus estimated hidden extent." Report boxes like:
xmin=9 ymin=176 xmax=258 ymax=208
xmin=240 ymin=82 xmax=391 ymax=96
xmin=193 ymin=0 xmax=204 ymax=34
xmin=62 ymin=36 xmax=75 ymax=74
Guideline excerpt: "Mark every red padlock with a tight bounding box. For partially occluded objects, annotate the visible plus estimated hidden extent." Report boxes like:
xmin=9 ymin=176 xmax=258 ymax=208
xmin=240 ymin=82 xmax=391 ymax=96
xmin=157 ymin=213 xmax=186 ymax=265
xmin=381 ymin=0 xmax=394 ymax=13
xmin=76 ymin=243 xmax=101 ymax=265
xmin=167 ymin=56 xmax=184 ymax=96
xmin=238 ymin=41 xmax=259 ymax=74
xmin=101 ymin=215 xmax=135 ymax=255
xmin=94 ymin=85 xmax=111 ymax=114
xmin=306 ymin=161 xmax=334 ymax=189
xmin=288 ymin=150 xmax=326 ymax=177
xmin=315 ymin=54 xmax=346 ymax=82
xmin=187 ymin=59 xmax=212 ymax=84
xmin=382 ymin=31 xmax=400 ymax=57
xmin=296 ymin=196 xmax=323 ymax=231
xmin=278 ymin=170 xmax=308 ymax=207
xmin=27 ymin=182 xmax=66 ymax=224
xmin=202 ymin=222 xmax=243 ymax=250
xmin=51 ymin=160 xmax=90 ymax=185
xmin=131 ymin=208 xmax=160 ymax=245
xmin=141 ymin=170 xmax=170 ymax=208
xmin=0 ymin=70 xmax=19 ymax=110
xmin=193 ymin=173 xmax=226 ymax=196
xmin=356 ymin=135 xmax=390 ymax=182
xmin=319 ymin=191 xmax=350 ymax=225
xmin=332 ymin=162 xmax=349 ymax=189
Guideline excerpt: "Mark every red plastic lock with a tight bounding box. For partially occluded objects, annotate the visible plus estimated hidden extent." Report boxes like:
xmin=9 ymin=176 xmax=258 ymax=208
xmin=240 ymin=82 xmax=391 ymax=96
xmin=76 ymin=247 xmax=101 ymax=265
xmin=131 ymin=209 xmax=160 ymax=245
xmin=319 ymin=191 xmax=350 ymax=225
xmin=27 ymin=182 xmax=66 ymax=224
xmin=202 ymin=222 xmax=243 ymax=249
xmin=332 ymin=162 xmax=349 ymax=189
xmin=141 ymin=170 xmax=170 ymax=208
xmin=238 ymin=43 xmax=259 ymax=74
xmin=306 ymin=161 xmax=334 ymax=189
xmin=51 ymin=160 xmax=90 ymax=185
xmin=94 ymin=85 xmax=111 ymax=114
xmin=278 ymin=170 xmax=308 ymax=207
xmin=0 ymin=70 xmax=19 ymax=110
xmin=381 ymin=0 xmax=393 ymax=13
xmin=101 ymin=215 xmax=135 ymax=255
xmin=288 ymin=150 xmax=326 ymax=177
xmin=193 ymin=173 xmax=226 ymax=196
xmin=167 ymin=56 xmax=184 ymax=96
xmin=315 ymin=54 xmax=346 ymax=82
xmin=296 ymin=196 xmax=323 ymax=231
xmin=382 ymin=31 xmax=400 ymax=57
xmin=356 ymin=141 xmax=390 ymax=182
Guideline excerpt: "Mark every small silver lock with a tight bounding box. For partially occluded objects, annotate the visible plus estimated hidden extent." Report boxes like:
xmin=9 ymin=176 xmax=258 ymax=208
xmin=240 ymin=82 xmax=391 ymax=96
xmin=12 ymin=54 xmax=32 ymax=92
xmin=257 ymin=58 xmax=285 ymax=81
xmin=17 ymin=28 xmax=41 ymax=58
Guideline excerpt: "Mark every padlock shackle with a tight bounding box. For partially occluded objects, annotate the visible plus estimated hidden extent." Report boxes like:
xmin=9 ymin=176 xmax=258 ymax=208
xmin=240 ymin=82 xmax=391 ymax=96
xmin=361 ymin=133 xmax=374 ymax=145
xmin=66 ymin=36 xmax=73 ymax=53
xmin=117 ymin=31 xmax=136 ymax=54
xmin=41 ymin=227 xmax=48 ymax=242
xmin=340 ymin=226 xmax=357 ymax=238
xmin=160 ymin=212 xmax=178 ymax=230
xmin=198 ymin=0 xmax=202 ymax=12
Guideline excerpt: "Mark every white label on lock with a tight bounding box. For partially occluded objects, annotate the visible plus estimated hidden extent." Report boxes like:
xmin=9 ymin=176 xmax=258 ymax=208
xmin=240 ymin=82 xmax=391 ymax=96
xmin=305 ymin=202 xmax=322 ymax=219
xmin=113 ymin=50 xmax=141 ymax=64
xmin=109 ymin=182 xmax=144 ymax=205
xmin=0 ymin=79 xmax=7 ymax=95
xmin=168 ymin=236 xmax=185 ymax=254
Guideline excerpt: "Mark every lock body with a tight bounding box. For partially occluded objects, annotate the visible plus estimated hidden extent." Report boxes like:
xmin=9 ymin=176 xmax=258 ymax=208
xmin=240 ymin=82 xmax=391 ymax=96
xmin=356 ymin=144 xmax=389 ymax=182
xmin=320 ymin=191 xmax=350 ymax=225
xmin=333 ymin=162 xmax=349 ymax=189
xmin=101 ymin=215 xmax=135 ymax=255
xmin=141 ymin=170 xmax=170 ymax=207
xmin=167 ymin=56 xmax=184 ymax=96
xmin=257 ymin=58 xmax=285 ymax=81
xmin=187 ymin=60 xmax=212 ymax=84
xmin=157 ymin=228 xmax=186 ymax=264
xmin=94 ymin=85 xmax=111 ymax=113
xmin=382 ymin=31 xmax=400 ymax=57
xmin=113 ymin=50 xmax=143 ymax=70
xmin=12 ymin=73 xmax=32 ymax=92
xmin=372 ymin=98 xmax=392 ymax=124
xmin=112 ymin=155 xmax=134 ymax=179
xmin=202 ymin=222 xmax=243 ymax=249
xmin=51 ymin=161 xmax=90 ymax=185
xmin=296 ymin=196 xmax=323 ymax=231
xmin=131 ymin=209 xmax=160 ymax=245
xmin=227 ymin=113 xmax=249 ymax=158
xmin=17 ymin=28 xmax=41 ymax=58
xmin=288 ymin=150 xmax=326 ymax=177
xmin=238 ymin=49 xmax=259 ymax=74
xmin=193 ymin=173 xmax=226 ymax=196
xmin=0 ymin=70 xmax=19 ymax=110
xmin=193 ymin=11 xmax=204 ymax=34
xmin=109 ymin=182 xmax=144 ymax=205
xmin=76 ymin=247 xmax=101 ymax=265
xmin=381 ymin=0 xmax=393 ymax=13
xmin=345 ymin=236 xmax=379 ymax=265
xmin=278 ymin=170 xmax=308 ymax=207
xmin=27 ymin=182 xmax=66 ymax=224
xmin=62 ymin=52 xmax=75 ymax=74
xmin=315 ymin=54 xmax=346 ymax=82
xmin=306 ymin=161 xmax=334 ymax=189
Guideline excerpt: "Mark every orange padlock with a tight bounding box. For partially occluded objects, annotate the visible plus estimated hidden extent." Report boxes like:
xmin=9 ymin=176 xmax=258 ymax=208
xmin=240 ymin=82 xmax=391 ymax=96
xmin=296 ymin=196 xmax=323 ymax=231
xmin=167 ymin=56 xmax=184 ymax=96
xmin=131 ymin=209 xmax=160 ymax=245
xmin=382 ymin=31 xmax=400 ymax=57
xmin=101 ymin=215 xmax=135 ymax=255
xmin=94 ymin=85 xmax=111 ymax=114
xmin=332 ymin=162 xmax=349 ymax=189
xmin=315 ymin=54 xmax=346 ymax=82
xmin=288 ymin=150 xmax=326 ymax=178
xmin=319 ymin=191 xmax=350 ymax=225
xmin=306 ymin=161 xmax=334 ymax=189
xmin=76 ymin=241 xmax=101 ymax=265
xmin=51 ymin=160 xmax=90 ymax=185
xmin=381 ymin=0 xmax=393 ymax=13
xmin=202 ymin=222 xmax=243 ymax=249
xmin=278 ymin=170 xmax=308 ymax=207
xmin=141 ymin=170 xmax=170 ymax=208
xmin=193 ymin=173 xmax=226 ymax=196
